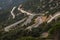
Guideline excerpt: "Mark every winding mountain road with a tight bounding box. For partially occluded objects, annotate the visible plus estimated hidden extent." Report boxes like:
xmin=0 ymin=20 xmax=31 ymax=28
xmin=4 ymin=17 xmax=27 ymax=32
xmin=47 ymin=12 xmax=60 ymax=23
xmin=4 ymin=5 xmax=60 ymax=32
xmin=18 ymin=5 xmax=45 ymax=16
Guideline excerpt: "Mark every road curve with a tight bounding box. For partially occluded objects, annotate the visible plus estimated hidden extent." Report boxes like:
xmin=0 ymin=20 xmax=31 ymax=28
xmin=25 ymin=16 xmax=43 ymax=30
xmin=11 ymin=6 xmax=16 ymax=19
xmin=18 ymin=5 xmax=33 ymax=15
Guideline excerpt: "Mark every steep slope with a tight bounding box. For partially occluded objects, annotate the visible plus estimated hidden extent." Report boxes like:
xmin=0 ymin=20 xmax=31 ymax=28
xmin=0 ymin=0 xmax=60 ymax=40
